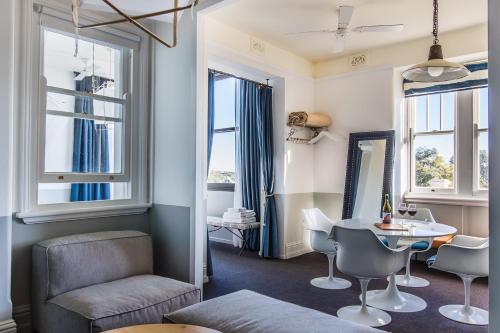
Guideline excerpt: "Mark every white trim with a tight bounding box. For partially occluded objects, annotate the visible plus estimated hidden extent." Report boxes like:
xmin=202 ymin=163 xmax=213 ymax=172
xmin=46 ymin=109 xmax=122 ymax=123
xmin=0 ymin=319 xmax=16 ymax=333
xmin=280 ymin=241 xmax=311 ymax=259
xmin=16 ymin=203 xmax=151 ymax=224
xmin=404 ymin=193 xmax=488 ymax=207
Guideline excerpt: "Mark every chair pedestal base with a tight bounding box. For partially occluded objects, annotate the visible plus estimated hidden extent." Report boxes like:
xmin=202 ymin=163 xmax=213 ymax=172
xmin=310 ymin=277 xmax=352 ymax=290
xmin=439 ymin=305 xmax=488 ymax=325
xmin=337 ymin=305 xmax=391 ymax=327
xmin=393 ymin=274 xmax=430 ymax=288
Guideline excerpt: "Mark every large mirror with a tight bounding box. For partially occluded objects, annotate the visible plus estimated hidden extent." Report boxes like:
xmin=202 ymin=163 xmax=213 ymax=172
xmin=342 ymin=130 xmax=395 ymax=220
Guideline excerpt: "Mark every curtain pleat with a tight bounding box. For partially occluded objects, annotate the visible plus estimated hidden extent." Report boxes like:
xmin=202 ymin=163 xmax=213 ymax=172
xmin=237 ymin=80 xmax=261 ymax=251
xmin=258 ymin=86 xmax=279 ymax=258
xmin=70 ymin=76 xmax=111 ymax=202
xmin=206 ymin=71 xmax=215 ymax=277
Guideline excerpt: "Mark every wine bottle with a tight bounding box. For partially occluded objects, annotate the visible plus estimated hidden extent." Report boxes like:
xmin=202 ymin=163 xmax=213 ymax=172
xmin=382 ymin=194 xmax=392 ymax=224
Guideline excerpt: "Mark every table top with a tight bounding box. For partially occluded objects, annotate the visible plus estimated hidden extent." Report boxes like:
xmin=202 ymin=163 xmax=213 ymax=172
xmin=332 ymin=218 xmax=457 ymax=239
xmin=103 ymin=324 xmax=221 ymax=333
xmin=207 ymin=216 xmax=260 ymax=230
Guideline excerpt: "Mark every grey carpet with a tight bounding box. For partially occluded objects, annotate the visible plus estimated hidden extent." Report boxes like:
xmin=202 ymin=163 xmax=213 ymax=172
xmin=204 ymin=242 xmax=488 ymax=333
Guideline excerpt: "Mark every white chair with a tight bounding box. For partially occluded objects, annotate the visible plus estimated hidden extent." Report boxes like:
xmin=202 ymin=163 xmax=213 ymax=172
xmin=392 ymin=208 xmax=437 ymax=287
xmin=302 ymin=209 xmax=351 ymax=290
xmin=427 ymin=235 xmax=489 ymax=325
xmin=332 ymin=225 xmax=409 ymax=327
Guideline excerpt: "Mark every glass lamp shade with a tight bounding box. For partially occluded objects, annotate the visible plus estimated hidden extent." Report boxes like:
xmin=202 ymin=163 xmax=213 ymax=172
xmin=402 ymin=45 xmax=470 ymax=82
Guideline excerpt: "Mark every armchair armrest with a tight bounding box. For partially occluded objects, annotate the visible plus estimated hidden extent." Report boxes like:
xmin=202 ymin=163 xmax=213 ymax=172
xmin=431 ymin=242 xmax=489 ymax=277
xmin=451 ymin=235 xmax=488 ymax=248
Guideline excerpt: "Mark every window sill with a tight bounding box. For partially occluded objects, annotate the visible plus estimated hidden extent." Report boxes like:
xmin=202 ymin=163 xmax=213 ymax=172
xmin=404 ymin=193 xmax=488 ymax=207
xmin=16 ymin=203 xmax=151 ymax=224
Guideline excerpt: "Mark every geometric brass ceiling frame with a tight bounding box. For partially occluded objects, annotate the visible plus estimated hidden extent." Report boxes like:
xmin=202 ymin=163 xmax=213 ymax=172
xmin=74 ymin=0 xmax=199 ymax=48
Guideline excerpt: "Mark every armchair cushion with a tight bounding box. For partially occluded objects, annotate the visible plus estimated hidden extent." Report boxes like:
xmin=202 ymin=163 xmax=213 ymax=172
xmin=411 ymin=241 xmax=429 ymax=251
xmin=49 ymin=275 xmax=200 ymax=320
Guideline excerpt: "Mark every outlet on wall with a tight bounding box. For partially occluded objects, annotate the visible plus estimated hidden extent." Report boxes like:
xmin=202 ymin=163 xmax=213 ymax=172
xmin=249 ymin=37 xmax=266 ymax=56
xmin=349 ymin=53 xmax=368 ymax=68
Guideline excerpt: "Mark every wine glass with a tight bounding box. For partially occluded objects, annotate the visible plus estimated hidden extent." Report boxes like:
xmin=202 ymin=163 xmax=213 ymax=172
xmin=398 ymin=202 xmax=408 ymax=226
xmin=407 ymin=204 xmax=417 ymax=226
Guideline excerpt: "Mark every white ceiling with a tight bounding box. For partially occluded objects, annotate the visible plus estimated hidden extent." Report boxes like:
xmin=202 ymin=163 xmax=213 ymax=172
xmin=208 ymin=0 xmax=488 ymax=62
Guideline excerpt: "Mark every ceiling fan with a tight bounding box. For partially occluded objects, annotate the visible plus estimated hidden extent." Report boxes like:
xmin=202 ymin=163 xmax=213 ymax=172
xmin=73 ymin=58 xmax=102 ymax=81
xmin=286 ymin=6 xmax=404 ymax=53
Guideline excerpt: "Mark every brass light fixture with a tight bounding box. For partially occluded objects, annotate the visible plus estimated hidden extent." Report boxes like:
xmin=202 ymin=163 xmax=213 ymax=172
xmin=402 ymin=0 xmax=470 ymax=82
xmin=72 ymin=0 xmax=199 ymax=48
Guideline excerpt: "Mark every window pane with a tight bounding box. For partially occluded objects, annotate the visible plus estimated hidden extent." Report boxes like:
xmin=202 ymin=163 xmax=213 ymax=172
xmin=44 ymin=29 xmax=123 ymax=97
xmin=414 ymin=134 xmax=454 ymax=188
xmin=428 ymin=94 xmax=441 ymax=131
xmin=478 ymin=131 xmax=489 ymax=189
xmin=47 ymin=92 xmax=123 ymax=119
xmin=479 ymin=87 xmax=489 ymax=129
xmin=214 ymin=77 xmax=236 ymax=129
xmin=208 ymin=132 xmax=235 ymax=183
xmin=45 ymin=115 xmax=123 ymax=174
xmin=442 ymin=92 xmax=455 ymax=131
xmin=38 ymin=182 xmax=130 ymax=204
xmin=415 ymin=96 xmax=427 ymax=132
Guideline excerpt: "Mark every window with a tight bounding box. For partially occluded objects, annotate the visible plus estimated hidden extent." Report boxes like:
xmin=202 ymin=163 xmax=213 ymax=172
xmin=475 ymin=87 xmax=489 ymax=191
xmin=409 ymin=93 xmax=456 ymax=192
xmin=407 ymin=88 xmax=489 ymax=198
xmin=207 ymin=76 xmax=237 ymax=191
xmin=17 ymin=5 xmax=150 ymax=222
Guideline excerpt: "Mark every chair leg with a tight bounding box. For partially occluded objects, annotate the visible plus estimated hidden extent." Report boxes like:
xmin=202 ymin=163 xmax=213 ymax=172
xmin=310 ymin=253 xmax=351 ymax=290
xmin=337 ymin=278 xmax=391 ymax=327
xmin=394 ymin=251 xmax=430 ymax=288
xmin=438 ymin=275 xmax=488 ymax=325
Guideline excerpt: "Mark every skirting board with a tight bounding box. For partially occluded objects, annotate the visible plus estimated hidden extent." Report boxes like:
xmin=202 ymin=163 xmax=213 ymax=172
xmin=0 ymin=319 xmax=17 ymax=333
xmin=208 ymin=236 xmax=233 ymax=246
xmin=281 ymin=241 xmax=312 ymax=259
xmin=12 ymin=304 xmax=30 ymax=333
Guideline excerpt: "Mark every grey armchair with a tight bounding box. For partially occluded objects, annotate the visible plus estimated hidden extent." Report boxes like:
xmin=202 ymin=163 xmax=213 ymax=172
xmin=427 ymin=235 xmax=489 ymax=325
xmin=32 ymin=230 xmax=201 ymax=333
xmin=302 ymin=208 xmax=351 ymax=290
xmin=332 ymin=225 xmax=409 ymax=327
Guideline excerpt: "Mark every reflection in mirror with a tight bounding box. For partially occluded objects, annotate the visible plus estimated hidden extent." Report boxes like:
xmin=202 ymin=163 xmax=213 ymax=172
xmin=352 ymin=140 xmax=387 ymax=219
xmin=342 ymin=131 xmax=395 ymax=220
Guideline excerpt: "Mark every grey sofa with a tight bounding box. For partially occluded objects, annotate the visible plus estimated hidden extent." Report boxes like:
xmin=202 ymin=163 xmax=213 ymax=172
xmin=165 ymin=290 xmax=385 ymax=333
xmin=32 ymin=230 xmax=200 ymax=333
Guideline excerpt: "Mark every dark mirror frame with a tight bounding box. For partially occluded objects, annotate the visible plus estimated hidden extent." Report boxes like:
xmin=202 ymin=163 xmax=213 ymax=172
xmin=342 ymin=130 xmax=395 ymax=220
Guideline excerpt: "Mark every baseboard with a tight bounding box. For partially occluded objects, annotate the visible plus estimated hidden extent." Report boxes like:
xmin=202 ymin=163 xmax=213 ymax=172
xmin=281 ymin=241 xmax=311 ymax=259
xmin=12 ymin=304 xmax=30 ymax=333
xmin=209 ymin=236 xmax=234 ymax=245
xmin=0 ymin=319 xmax=17 ymax=333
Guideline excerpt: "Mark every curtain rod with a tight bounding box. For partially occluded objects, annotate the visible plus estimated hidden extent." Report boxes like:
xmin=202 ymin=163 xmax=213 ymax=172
xmin=209 ymin=69 xmax=273 ymax=89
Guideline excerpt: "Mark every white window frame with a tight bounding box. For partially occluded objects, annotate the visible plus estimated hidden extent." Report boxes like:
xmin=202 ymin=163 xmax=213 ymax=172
xmin=473 ymin=88 xmax=489 ymax=195
xmin=407 ymin=93 xmax=457 ymax=194
xmin=15 ymin=1 xmax=152 ymax=223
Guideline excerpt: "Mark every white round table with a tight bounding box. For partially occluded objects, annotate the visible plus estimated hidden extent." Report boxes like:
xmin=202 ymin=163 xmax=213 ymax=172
xmin=332 ymin=218 xmax=457 ymax=313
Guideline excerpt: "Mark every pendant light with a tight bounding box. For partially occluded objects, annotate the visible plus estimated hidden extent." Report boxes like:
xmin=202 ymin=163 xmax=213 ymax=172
xmin=402 ymin=0 xmax=470 ymax=82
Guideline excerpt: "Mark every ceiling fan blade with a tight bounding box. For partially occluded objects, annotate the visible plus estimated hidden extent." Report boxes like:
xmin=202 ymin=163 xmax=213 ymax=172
xmin=352 ymin=24 xmax=404 ymax=33
xmin=338 ymin=6 xmax=354 ymax=27
xmin=333 ymin=37 xmax=345 ymax=53
xmin=285 ymin=29 xmax=337 ymax=36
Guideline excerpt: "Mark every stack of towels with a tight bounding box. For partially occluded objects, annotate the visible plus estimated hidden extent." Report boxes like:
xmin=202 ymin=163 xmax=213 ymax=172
xmin=223 ymin=208 xmax=256 ymax=223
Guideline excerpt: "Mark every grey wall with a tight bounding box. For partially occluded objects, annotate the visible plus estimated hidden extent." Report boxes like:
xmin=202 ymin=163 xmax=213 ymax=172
xmin=150 ymin=204 xmax=191 ymax=282
xmin=11 ymin=214 xmax=150 ymax=308
xmin=489 ymin=0 xmax=499 ymax=329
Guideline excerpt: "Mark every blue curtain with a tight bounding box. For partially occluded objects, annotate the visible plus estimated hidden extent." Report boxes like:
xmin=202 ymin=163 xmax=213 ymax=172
xmin=206 ymin=71 xmax=215 ymax=277
xmin=70 ymin=76 xmax=111 ymax=202
xmin=258 ymin=86 xmax=278 ymax=258
xmin=236 ymin=80 xmax=261 ymax=251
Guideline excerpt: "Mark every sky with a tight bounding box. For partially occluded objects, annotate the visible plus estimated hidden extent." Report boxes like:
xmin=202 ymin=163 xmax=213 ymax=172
xmin=210 ymin=77 xmax=236 ymax=172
